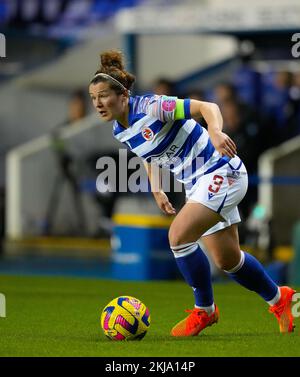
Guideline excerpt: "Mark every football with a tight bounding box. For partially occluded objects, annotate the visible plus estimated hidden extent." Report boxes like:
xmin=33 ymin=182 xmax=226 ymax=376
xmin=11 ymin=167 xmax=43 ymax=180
xmin=101 ymin=296 xmax=151 ymax=340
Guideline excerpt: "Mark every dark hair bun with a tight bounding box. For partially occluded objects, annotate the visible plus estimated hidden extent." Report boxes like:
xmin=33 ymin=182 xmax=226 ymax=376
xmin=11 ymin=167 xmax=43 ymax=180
xmin=100 ymin=50 xmax=124 ymax=71
xmin=92 ymin=50 xmax=135 ymax=92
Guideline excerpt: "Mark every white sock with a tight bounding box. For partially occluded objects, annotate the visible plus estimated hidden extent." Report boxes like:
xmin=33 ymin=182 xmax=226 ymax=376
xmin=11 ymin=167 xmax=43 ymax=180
xmin=267 ymin=287 xmax=281 ymax=306
xmin=195 ymin=304 xmax=215 ymax=315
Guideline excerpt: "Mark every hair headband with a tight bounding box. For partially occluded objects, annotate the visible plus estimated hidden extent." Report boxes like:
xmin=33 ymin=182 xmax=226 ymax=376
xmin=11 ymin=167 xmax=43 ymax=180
xmin=92 ymin=73 xmax=130 ymax=94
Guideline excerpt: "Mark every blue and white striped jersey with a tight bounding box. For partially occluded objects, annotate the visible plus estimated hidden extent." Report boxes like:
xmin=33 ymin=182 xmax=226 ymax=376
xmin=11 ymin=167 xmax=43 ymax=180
xmin=112 ymin=95 xmax=230 ymax=193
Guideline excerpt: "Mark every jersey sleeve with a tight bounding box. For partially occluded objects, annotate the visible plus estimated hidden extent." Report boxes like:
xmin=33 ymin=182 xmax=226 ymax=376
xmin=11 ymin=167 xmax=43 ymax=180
xmin=137 ymin=95 xmax=191 ymax=122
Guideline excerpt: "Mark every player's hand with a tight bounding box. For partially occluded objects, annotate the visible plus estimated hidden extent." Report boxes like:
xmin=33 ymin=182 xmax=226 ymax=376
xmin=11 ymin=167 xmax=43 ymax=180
xmin=153 ymin=190 xmax=176 ymax=216
xmin=210 ymin=131 xmax=237 ymax=158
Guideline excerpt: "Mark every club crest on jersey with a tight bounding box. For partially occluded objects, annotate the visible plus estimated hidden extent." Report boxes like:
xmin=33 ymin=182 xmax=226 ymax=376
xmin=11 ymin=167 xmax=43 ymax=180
xmin=142 ymin=127 xmax=154 ymax=141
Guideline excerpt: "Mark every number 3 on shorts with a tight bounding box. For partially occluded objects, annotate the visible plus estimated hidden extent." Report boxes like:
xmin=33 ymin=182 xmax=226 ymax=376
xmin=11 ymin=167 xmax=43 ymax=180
xmin=208 ymin=175 xmax=224 ymax=194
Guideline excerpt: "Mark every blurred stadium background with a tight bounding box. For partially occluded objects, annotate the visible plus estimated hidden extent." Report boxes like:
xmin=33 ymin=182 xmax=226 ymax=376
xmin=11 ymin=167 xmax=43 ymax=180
xmin=0 ymin=0 xmax=300 ymax=285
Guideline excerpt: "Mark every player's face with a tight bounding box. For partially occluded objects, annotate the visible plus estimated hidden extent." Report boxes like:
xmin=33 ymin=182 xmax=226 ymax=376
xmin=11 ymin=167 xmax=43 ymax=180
xmin=89 ymin=81 xmax=126 ymax=122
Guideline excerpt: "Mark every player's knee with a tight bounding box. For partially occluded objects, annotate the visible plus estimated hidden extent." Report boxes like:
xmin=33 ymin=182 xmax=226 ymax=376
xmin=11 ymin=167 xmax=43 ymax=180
xmin=168 ymin=233 xmax=183 ymax=247
xmin=213 ymin=251 xmax=241 ymax=271
xmin=214 ymin=257 xmax=233 ymax=271
xmin=168 ymin=226 xmax=186 ymax=247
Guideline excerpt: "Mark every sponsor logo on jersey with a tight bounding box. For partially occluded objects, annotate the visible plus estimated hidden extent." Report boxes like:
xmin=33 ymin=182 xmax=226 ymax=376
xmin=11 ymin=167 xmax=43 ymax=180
xmin=142 ymin=127 xmax=154 ymax=141
xmin=208 ymin=192 xmax=214 ymax=200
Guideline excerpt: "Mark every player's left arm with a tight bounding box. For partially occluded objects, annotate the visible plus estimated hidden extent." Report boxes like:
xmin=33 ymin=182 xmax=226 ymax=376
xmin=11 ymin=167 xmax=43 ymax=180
xmin=189 ymin=99 xmax=237 ymax=158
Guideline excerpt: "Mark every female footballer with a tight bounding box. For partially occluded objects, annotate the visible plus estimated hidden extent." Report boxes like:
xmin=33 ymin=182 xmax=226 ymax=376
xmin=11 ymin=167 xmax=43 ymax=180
xmin=89 ymin=50 xmax=296 ymax=336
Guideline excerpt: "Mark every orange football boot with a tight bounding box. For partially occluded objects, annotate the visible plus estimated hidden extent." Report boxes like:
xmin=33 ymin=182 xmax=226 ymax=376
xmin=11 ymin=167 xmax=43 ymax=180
xmin=171 ymin=306 xmax=219 ymax=337
xmin=269 ymin=286 xmax=297 ymax=333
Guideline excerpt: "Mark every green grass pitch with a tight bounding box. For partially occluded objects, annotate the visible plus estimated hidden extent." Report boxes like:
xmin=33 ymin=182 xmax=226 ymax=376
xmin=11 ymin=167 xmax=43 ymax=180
xmin=0 ymin=275 xmax=300 ymax=357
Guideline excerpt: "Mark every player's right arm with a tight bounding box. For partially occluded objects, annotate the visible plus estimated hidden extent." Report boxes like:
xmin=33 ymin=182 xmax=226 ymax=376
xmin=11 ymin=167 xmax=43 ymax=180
xmin=138 ymin=95 xmax=236 ymax=158
xmin=190 ymin=100 xmax=236 ymax=158
xmin=143 ymin=161 xmax=176 ymax=216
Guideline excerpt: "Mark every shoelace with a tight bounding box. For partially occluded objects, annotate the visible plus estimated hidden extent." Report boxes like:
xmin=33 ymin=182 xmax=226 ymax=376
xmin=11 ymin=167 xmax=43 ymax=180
xmin=185 ymin=309 xmax=209 ymax=331
xmin=269 ymin=301 xmax=285 ymax=319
